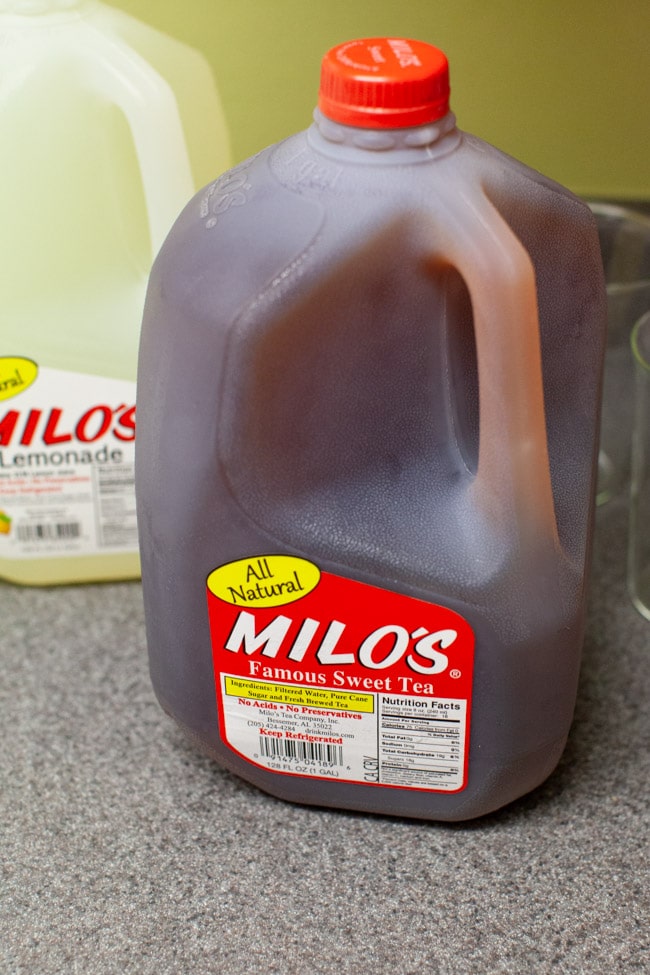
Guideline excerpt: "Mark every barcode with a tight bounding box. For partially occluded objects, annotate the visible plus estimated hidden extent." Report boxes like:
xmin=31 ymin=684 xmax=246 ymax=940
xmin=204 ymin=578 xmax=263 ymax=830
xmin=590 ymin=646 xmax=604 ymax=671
xmin=16 ymin=522 xmax=81 ymax=542
xmin=259 ymin=735 xmax=344 ymax=766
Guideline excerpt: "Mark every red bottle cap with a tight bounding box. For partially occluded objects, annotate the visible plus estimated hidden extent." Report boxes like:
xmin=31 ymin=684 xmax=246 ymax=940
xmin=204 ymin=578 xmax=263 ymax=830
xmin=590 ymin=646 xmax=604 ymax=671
xmin=318 ymin=38 xmax=450 ymax=129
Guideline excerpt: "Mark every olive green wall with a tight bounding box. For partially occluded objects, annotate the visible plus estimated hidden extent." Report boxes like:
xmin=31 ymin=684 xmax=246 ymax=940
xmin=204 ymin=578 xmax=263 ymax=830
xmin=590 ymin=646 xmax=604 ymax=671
xmin=115 ymin=0 xmax=649 ymax=199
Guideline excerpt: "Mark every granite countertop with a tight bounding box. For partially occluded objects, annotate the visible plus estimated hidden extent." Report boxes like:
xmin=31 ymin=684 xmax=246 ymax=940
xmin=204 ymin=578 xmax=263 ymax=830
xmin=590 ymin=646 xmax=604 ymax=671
xmin=1 ymin=496 xmax=648 ymax=975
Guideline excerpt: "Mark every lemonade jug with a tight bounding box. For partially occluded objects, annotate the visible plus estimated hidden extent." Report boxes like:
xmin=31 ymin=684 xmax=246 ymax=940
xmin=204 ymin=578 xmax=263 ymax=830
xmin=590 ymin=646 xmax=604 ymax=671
xmin=0 ymin=0 xmax=230 ymax=585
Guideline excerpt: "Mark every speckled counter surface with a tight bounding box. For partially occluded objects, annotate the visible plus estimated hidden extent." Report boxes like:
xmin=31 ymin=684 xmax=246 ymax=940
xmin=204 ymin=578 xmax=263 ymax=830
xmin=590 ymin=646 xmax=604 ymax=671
xmin=1 ymin=497 xmax=648 ymax=975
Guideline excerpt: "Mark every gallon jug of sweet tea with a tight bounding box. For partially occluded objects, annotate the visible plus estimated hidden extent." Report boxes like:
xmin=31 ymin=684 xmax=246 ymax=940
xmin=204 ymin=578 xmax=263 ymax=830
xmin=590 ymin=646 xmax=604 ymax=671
xmin=0 ymin=0 xmax=230 ymax=585
xmin=136 ymin=38 xmax=607 ymax=821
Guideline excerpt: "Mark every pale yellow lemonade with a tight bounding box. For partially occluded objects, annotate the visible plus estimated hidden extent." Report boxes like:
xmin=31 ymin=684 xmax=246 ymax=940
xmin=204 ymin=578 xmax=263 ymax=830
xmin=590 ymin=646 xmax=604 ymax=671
xmin=0 ymin=0 xmax=230 ymax=584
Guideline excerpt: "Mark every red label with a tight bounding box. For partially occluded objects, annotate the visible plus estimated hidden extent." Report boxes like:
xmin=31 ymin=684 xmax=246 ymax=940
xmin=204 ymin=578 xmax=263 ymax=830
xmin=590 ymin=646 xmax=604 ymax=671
xmin=207 ymin=555 xmax=474 ymax=792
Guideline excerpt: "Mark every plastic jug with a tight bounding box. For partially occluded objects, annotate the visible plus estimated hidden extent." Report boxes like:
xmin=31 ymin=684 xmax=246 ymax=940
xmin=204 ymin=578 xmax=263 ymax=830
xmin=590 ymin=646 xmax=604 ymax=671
xmin=0 ymin=0 xmax=230 ymax=585
xmin=136 ymin=38 xmax=607 ymax=821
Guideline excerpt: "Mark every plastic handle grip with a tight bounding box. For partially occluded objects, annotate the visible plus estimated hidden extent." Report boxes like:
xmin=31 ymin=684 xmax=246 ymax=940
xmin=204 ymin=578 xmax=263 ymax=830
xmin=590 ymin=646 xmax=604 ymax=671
xmin=75 ymin=28 xmax=195 ymax=256
xmin=430 ymin=193 xmax=559 ymax=548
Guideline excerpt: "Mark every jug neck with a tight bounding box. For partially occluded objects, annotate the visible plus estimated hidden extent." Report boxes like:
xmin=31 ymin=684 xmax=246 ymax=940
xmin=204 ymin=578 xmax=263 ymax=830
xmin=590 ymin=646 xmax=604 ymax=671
xmin=308 ymin=107 xmax=461 ymax=164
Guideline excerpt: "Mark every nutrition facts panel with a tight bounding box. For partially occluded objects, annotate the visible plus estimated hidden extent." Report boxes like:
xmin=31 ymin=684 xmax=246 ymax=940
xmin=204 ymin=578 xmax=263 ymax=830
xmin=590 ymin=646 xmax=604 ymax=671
xmin=378 ymin=696 xmax=467 ymax=791
xmin=94 ymin=463 xmax=138 ymax=549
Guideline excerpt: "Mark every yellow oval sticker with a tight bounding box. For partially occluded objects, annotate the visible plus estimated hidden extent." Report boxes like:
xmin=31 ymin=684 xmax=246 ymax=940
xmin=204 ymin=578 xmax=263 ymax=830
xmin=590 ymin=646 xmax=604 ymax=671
xmin=0 ymin=357 xmax=38 ymax=401
xmin=207 ymin=555 xmax=321 ymax=608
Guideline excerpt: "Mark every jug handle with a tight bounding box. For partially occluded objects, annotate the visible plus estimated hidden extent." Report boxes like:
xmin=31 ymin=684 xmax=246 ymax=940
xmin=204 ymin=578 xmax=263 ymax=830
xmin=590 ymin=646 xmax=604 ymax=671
xmin=432 ymin=193 xmax=559 ymax=550
xmin=76 ymin=29 xmax=196 ymax=256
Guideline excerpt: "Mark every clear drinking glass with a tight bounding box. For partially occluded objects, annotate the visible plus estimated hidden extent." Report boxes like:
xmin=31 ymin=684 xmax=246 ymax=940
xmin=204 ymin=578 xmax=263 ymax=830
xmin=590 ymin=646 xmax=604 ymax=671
xmin=628 ymin=311 xmax=650 ymax=620
xmin=590 ymin=204 xmax=650 ymax=505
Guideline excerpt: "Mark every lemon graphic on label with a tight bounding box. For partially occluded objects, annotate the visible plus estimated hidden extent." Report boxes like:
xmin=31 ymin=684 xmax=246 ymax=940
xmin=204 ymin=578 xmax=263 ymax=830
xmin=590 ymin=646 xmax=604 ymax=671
xmin=0 ymin=511 xmax=11 ymax=535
